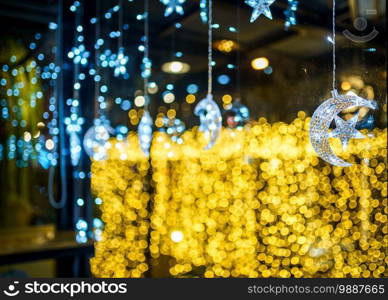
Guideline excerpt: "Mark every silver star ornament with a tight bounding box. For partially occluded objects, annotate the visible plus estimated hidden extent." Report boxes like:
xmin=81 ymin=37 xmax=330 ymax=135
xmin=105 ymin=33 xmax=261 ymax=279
xmin=245 ymin=0 xmax=276 ymax=22
xmin=329 ymin=113 xmax=365 ymax=150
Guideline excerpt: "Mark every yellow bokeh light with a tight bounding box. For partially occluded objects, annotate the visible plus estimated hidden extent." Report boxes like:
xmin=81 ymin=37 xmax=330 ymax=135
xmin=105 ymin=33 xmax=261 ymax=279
xmin=251 ymin=57 xmax=269 ymax=70
xmin=91 ymin=115 xmax=387 ymax=278
xmin=186 ymin=94 xmax=196 ymax=104
xmin=167 ymin=109 xmax=176 ymax=119
xmin=341 ymin=81 xmax=351 ymax=91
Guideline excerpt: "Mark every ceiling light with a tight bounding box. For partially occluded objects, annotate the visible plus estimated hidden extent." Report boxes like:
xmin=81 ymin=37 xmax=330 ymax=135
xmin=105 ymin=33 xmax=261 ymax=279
xmin=162 ymin=61 xmax=190 ymax=74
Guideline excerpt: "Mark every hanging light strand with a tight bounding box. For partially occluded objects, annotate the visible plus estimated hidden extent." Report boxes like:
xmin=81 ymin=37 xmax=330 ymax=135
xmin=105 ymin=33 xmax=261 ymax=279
xmin=144 ymin=0 xmax=150 ymax=106
xmin=207 ymin=0 xmax=213 ymax=95
xmin=118 ymin=0 xmax=123 ymax=50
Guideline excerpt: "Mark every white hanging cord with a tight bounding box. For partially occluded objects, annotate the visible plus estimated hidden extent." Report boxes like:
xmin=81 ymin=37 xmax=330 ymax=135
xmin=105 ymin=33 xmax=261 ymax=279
xmin=144 ymin=0 xmax=150 ymax=106
xmin=207 ymin=0 xmax=213 ymax=95
xmin=332 ymin=0 xmax=336 ymax=92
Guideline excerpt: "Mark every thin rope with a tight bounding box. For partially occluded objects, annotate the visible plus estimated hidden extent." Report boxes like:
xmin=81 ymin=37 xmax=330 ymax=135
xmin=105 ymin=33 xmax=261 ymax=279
xmin=332 ymin=0 xmax=336 ymax=92
xmin=144 ymin=0 xmax=150 ymax=105
xmin=207 ymin=0 xmax=213 ymax=95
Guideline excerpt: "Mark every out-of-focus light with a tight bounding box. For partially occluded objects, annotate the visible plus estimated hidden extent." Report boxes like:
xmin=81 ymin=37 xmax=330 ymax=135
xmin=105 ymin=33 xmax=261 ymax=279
xmin=217 ymin=74 xmax=230 ymax=85
xmin=222 ymin=94 xmax=232 ymax=104
xmin=148 ymin=82 xmax=158 ymax=94
xmin=170 ymin=230 xmax=184 ymax=243
xmin=341 ymin=81 xmax=351 ymax=91
xmin=214 ymin=40 xmax=237 ymax=53
xmin=163 ymin=92 xmax=175 ymax=104
xmin=251 ymin=57 xmax=269 ymax=70
xmin=264 ymin=66 xmax=273 ymax=75
xmin=162 ymin=61 xmax=190 ymax=74
xmin=346 ymin=90 xmax=358 ymax=97
xmin=187 ymin=84 xmax=198 ymax=94
xmin=24 ymin=132 xmax=31 ymax=142
xmin=134 ymin=96 xmax=145 ymax=107
xmin=45 ymin=139 xmax=54 ymax=150
xmin=186 ymin=94 xmax=196 ymax=104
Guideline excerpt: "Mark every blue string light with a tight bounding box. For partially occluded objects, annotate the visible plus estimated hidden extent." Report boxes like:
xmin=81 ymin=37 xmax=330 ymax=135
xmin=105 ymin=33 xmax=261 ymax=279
xmin=284 ymin=0 xmax=298 ymax=30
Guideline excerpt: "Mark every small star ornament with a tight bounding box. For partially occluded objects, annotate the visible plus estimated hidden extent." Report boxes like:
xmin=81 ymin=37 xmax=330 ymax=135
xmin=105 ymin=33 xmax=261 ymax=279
xmin=329 ymin=113 xmax=365 ymax=150
xmin=245 ymin=0 xmax=276 ymax=22
xmin=160 ymin=0 xmax=186 ymax=17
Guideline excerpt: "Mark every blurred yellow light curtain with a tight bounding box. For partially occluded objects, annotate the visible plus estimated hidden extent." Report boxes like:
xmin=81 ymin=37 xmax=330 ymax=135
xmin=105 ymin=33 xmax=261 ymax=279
xmin=91 ymin=112 xmax=387 ymax=278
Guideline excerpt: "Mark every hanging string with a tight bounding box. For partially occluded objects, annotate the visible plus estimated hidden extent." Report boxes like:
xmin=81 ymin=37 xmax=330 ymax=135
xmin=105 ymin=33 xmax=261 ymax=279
xmin=332 ymin=0 xmax=336 ymax=92
xmin=144 ymin=0 xmax=150 ymax=106
xmin=207 ymin=0 xmax=213 ymax=95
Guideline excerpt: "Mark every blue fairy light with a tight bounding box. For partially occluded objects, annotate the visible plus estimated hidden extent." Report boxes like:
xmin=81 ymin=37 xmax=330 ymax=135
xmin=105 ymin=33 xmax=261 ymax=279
xmin=284 ymin=0 xmax=298 ymax=30
xmin=187 ymin=84 xmax=199 ymax=94
xmin=68 ymin=44 xmax=90 ymax=65
xmin=160 ymin=0 xmax=186 ymax=17
xmin=200 ymin=0 xmax=208 ymax=23
xmin=223 ymin=101 xmax=250 ymax=129
xmin=138 ymin=111 xmax=153 ymax=157
xmin=159 ymin=117 xmax=186 ymax=144
xmin=217 ymin=74 xmax=230 ymax=85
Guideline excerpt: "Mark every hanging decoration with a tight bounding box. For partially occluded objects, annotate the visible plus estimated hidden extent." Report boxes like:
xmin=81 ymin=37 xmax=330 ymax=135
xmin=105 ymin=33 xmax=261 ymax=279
xmin=284 ymin=0 xmax=298 ymax=30
xmin=160 ymin=0 xmax=186 ymax=17
xmin=194 ymin=0 xmax=222 ymax=150
xmin=245 ymin=0 xmax=276 ymax=22
xmin=112 ymin=0 xmax=129 ymax=78
xmin=66 ymin=2 xmax=87 ymax=167
xmin=309 ymin=0 xmax=377 ymax=167
xmin=199 ymin=0 xmax=208 ymax=23
xmin=310 ymin=90 xmax=377 ymax=167
xmin=138 ymin=0 xmax=153 ymax=157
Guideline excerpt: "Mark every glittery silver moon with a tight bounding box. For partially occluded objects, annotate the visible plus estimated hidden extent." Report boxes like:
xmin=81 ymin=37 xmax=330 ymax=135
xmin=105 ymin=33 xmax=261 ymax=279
xmin=194 ymin=94 xmax=222 ymax=150
xmin=309 ymin=90 xmax=377 ymax=167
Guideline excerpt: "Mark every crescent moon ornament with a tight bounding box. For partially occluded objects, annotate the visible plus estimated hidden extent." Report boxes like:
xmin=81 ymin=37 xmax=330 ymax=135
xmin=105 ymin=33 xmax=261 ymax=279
xmin=309 ymin=90 xmax=377 ymax=167
xmin=194 ymin=94 xmax=222 ymax=150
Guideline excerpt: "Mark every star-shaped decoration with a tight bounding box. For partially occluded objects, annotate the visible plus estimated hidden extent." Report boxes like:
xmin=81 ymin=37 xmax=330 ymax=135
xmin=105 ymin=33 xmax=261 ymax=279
xmin=160 ymin=0 xmax=186 ymax=17
xmin=245 ymin=0 xmax=276 ymax=23
xmin=329 ymin=113 xmax=365 ymax=150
